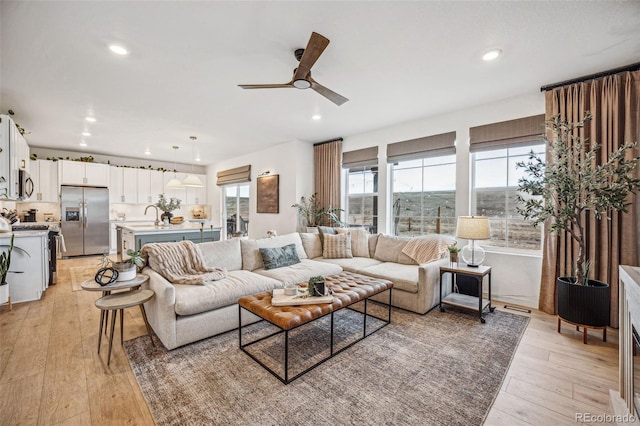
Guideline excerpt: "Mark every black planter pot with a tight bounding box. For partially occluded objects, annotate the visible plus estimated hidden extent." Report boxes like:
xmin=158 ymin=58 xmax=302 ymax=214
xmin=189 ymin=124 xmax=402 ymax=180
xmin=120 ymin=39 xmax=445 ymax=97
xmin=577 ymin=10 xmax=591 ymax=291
xmin=557 ymin=277 xmax=610 ymax=327
xmin=160 ymin=211 xmax=173 ymax=222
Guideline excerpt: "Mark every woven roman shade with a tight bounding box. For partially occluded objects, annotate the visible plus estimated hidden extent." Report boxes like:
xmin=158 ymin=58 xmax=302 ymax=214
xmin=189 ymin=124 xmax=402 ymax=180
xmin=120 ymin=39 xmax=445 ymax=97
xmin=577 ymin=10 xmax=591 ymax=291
xmin=469 ymin=114 xmax=545 ymax=152
xmin=386 ymin=131 xmax=456 ymax=162
xmin=216 ymin=165 xmax=251 ymax=186
xmin=342 ymin=146 xmax=378 ymax=169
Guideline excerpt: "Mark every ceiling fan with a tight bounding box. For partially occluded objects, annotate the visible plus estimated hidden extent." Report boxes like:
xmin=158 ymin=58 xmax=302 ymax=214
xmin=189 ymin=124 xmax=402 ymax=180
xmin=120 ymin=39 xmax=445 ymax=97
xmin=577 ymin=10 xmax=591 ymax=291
xmin=238 ymin=32 xmax=349 ymax=106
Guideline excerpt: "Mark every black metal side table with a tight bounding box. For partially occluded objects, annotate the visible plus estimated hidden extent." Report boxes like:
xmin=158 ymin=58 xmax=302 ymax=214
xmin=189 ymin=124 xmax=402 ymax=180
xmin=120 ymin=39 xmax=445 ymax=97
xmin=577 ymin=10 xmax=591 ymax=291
xmin=439 ymin=264 xmax=494 ymax=323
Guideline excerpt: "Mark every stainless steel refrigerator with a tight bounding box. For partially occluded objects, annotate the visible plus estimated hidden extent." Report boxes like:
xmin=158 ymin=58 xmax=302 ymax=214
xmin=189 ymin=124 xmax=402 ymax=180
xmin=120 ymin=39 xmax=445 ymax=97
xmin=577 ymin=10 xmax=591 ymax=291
xmin=60 ymin=186 xmax=109 ymax=256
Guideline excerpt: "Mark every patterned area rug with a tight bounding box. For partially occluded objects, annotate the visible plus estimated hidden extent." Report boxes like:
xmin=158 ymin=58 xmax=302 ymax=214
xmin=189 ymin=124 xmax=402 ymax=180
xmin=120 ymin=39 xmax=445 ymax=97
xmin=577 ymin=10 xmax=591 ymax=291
xmin=124 ymin=306 xmax=529 ymax=425
xmin=69 ymin=266 xmax=98 ymax=291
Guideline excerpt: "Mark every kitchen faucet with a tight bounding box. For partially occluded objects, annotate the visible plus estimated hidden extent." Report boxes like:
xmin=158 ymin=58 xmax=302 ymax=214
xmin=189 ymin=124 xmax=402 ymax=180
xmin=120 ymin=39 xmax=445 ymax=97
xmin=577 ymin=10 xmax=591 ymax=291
xmin=144 ymin=205 xmax=161 ymax=226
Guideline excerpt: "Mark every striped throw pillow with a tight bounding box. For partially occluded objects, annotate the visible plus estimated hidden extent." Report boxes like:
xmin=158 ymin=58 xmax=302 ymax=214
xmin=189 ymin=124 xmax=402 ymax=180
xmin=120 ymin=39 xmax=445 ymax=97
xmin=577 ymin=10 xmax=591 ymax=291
xmin=322 ymin=233 xmax=353 ymax=259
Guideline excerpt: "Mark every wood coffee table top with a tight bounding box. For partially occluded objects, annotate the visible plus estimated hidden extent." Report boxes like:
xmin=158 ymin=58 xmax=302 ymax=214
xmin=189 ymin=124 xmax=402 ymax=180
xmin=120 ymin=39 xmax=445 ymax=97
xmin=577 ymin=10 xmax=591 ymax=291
xmin=238 ymin=271 xmax=392 ymax=331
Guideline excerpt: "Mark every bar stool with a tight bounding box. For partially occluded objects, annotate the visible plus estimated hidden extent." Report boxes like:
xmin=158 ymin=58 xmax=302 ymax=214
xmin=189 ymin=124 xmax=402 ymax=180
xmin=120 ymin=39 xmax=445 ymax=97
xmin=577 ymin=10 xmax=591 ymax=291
xmin=95 ymin=289 xmax=155 ymax=365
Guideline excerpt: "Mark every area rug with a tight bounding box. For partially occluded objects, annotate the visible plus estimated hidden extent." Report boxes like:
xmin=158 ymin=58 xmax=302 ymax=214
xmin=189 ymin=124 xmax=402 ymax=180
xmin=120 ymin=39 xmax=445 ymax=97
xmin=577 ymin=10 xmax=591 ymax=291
xmin=69 ymin=266 xmax=97 ymax=291
xmin=124 ymin=307 xmax=529 ymax=425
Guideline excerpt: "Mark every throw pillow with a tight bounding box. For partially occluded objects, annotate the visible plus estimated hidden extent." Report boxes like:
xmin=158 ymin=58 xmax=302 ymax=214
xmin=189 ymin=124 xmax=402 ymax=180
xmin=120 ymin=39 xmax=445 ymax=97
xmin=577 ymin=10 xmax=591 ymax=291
xmin=300 ymin=232 xmax=323 ymax=259
xmin=259 ymin=244 xmax=301 ymax=270
xmin=318 ymin=226 xmax=338 ymax=249
xmin=336 ymin=227 xmax=370 ymax=258
xmin=322 ymin=233 xmax=353 ymax=259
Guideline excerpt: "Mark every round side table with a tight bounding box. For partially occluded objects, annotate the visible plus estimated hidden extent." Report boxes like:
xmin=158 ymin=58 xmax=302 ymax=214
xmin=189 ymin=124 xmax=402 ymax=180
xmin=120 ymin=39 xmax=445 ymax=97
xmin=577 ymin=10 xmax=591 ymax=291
xmin=81 ymin=274 xmax=150 ymax=357
xmin=95 ymin=289 xmax=155 ymax=365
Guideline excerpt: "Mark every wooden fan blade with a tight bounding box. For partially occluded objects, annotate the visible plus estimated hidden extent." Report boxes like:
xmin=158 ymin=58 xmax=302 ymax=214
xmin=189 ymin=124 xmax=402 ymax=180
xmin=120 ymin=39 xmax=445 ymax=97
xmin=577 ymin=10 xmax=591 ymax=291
xmin=238 ymin=82 xmax=294 ymax=89
xmin=293 ymin=32 xmax=330 ymax=81
xmin=309 ymin=78 xmax=349 ymax=106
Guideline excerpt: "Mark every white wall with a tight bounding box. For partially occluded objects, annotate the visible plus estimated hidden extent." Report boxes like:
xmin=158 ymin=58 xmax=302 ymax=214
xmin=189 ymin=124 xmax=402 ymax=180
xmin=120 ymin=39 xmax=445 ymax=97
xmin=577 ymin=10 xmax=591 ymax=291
xmin=341 ymin=92 xmax=546 ymax=308
xmin=207 ymin=140 xmax=313 ymax=239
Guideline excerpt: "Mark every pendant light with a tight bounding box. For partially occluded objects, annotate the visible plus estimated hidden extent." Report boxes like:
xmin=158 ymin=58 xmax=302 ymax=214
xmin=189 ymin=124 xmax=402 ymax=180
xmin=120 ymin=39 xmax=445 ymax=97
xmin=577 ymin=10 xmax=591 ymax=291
xmin=166 ymin=146 xmax=184 ymax=189
xmin=182 ymin=136 xmax=204 ymax=187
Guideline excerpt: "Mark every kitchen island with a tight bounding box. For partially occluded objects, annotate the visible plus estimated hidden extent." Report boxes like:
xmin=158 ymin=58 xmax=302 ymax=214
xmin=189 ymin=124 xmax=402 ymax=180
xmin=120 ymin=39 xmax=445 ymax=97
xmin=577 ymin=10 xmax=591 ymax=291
xmin=115 ymin=223 xmax=221 ymax=259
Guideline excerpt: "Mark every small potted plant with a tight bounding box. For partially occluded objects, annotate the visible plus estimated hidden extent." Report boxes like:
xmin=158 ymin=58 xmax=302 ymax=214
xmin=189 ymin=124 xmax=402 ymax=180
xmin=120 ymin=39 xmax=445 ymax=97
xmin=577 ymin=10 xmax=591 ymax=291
xmin=447 ymin=243 xmax=461 ymax=265
xmin=156 ymin=194 xmax=181 ymax=222
xmin=100 ymin=249 xmax=144 ymax=282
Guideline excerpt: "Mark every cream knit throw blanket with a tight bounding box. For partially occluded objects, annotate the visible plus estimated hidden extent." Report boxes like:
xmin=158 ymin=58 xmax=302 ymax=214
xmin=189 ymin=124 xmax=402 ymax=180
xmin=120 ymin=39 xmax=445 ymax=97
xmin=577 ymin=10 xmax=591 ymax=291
xmin=401 ymin=235 xmax=453 ymax=264
xmin=142 ymin=241 xmax=227 ymax=285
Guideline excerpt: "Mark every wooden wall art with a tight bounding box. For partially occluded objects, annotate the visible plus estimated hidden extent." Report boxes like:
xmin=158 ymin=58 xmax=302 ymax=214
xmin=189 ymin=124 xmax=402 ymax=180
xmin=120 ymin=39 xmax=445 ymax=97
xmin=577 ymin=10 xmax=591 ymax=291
xmin=256 ymin=174 xmax=279 ymax=213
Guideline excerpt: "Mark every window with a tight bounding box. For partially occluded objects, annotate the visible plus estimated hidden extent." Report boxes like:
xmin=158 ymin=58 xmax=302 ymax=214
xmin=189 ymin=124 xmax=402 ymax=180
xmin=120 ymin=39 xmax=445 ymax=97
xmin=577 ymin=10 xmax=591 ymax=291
xmin=472 ymin=144 xmax=545 ymax=250
xmin=223 ymin=184 xmax=249 ymax=238
xmin=346 ymin=166 xmax=378 ymax=233
xmin=391 ymin=154 xmax=456 ymax=237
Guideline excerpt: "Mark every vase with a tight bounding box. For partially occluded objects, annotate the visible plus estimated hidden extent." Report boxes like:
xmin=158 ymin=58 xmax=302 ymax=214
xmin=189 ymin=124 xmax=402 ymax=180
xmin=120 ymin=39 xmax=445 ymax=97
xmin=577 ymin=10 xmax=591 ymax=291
xmin=115 ymin=263 xmax=136 ymax=282
xmin=449 ymin=252 xmax=458 ymax=266
xmin=161 ymin=211 xmax=173 ymax=222
xmin=557 ymin=277 xmax=610 ymax=327
xmin=0 ymin=282 xmax=8 ymax=305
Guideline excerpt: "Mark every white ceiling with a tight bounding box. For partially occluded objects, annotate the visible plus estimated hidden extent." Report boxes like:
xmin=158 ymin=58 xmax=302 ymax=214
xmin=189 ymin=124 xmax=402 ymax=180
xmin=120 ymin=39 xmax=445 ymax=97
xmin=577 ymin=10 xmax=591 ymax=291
xmin=1 ymin=1 xmax=639 ymax=166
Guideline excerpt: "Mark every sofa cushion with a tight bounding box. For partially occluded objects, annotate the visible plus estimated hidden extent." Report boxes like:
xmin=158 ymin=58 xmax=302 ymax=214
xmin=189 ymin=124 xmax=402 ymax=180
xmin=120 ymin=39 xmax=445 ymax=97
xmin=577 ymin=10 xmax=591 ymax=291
xmin=259 ymin=244 xmax=300 ymax=270
xmin=300 ymin=232 xmax=323 ymax=259
xmin=368 ymin=233 xmax=380 ymax=258
xmin=198 ymin=238 xmax=243 ymax=271
xmin=241 ymin=233 xmax=307 ymax=271
xmin=336 ymin=228 xmax=370 ymax=258
xmin=374 ymin=234 xmax=417 ymax=265
xmin=360 ymin=262 xmax=420 ymax=293
xmin=173 ymin=270 xmax=281 ymax=316
xmin=318 ymin=226 xmax=337 ymax=248
xmin=253 ymin=259 xmax=342 ymax=287
xmin=317 ymin=256 xmax=382 ymax=274
xmin=323 ymin=233 xmax=353 ymax=259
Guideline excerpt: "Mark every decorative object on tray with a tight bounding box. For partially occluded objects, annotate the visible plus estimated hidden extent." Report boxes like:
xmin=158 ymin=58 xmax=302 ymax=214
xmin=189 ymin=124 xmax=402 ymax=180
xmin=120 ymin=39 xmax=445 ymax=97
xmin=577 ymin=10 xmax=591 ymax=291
xmin=100 ymin=249 xmax=144 ymax=282
xmin=308 ymin=275 xmax=326 ymax=297
xmin=156 ymin=194 xmax=181 ymax=222
xmin=271 ymin=288 xmax=334 ymax=306
xmin=95 ymin=267 xmax=119 ymax=286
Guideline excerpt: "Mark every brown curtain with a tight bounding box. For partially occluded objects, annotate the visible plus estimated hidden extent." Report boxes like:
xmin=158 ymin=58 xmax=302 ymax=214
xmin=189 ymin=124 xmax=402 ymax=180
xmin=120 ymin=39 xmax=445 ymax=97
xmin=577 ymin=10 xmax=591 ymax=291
xmin=540 ymin=70 xmax=640 ymax=327
xmin=314 ymin=140 xmax=342 ymax=225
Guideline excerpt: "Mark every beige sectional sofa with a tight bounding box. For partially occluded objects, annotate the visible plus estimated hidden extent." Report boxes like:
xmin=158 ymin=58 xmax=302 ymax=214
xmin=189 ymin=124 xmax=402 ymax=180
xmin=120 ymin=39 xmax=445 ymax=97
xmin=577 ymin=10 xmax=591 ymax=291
xmin=142 ymin=231 xmax=452 ymax=350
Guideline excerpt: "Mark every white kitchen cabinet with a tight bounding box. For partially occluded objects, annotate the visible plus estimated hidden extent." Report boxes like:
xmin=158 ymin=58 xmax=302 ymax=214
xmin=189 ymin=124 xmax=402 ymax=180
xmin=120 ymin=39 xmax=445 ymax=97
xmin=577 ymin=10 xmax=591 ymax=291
xmin=121 ymin=229 xmax=135 ymax=260
xmin=108 ymin=167 xmax=137 ymax=204
xmin=60 ymin=160 xmax=109 ymax=187
xmin=136 ymin=169 xmax=165 ymax=204
xmin=185 ymin=174 xmax=207 ymax=205
xmin=29 ymin=159 xmax=59 ymax=202
xmin=0 ymin=114 xmax=29 ymax=200
xmin=1 ymin=233 xmax=48 ymax=303
xmin=109 ymin=222 xmax=118 ymax=254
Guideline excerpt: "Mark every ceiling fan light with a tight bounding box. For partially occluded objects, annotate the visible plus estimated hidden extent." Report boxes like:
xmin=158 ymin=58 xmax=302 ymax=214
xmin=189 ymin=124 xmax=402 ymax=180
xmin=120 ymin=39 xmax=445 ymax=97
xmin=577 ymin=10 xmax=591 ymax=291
xmin=182 ymin=174 xmax=204 ymax=187
xmin=293 ymin=79 xmax=311 ymax=89
xmin=166 ymin=177 xmax=184 ymax=189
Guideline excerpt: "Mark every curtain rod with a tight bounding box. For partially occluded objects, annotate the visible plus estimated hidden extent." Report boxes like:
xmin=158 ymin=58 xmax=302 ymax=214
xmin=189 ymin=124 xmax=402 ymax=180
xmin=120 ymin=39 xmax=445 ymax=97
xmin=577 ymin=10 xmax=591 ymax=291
xmin=313 ymin=137 xmax=343 ymax=147
xmin=540 ymin=62 xmax=640 ymax=92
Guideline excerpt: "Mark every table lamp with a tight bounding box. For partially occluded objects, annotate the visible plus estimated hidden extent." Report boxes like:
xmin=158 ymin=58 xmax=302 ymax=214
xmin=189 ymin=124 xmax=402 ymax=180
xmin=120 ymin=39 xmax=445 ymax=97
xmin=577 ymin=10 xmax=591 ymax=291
xmin=456 ymin=216 xmax=490 ymax=267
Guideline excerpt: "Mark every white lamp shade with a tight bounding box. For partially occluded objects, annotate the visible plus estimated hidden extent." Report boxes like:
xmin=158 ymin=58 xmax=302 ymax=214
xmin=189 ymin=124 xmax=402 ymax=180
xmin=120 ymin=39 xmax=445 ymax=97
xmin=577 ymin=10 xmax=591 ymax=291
xmin=182 ymin=174 xmax=204 ymax=187
xmin=456 ymin=216 xmax=490 ymax=240
xmin=166 ymin=177 xmax=184 ymax=189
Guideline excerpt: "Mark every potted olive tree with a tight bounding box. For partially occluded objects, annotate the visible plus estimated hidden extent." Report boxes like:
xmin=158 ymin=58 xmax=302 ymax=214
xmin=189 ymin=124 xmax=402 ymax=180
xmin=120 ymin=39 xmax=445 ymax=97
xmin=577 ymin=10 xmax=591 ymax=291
xmin=517 ymin=112 xmax=640 ymax=330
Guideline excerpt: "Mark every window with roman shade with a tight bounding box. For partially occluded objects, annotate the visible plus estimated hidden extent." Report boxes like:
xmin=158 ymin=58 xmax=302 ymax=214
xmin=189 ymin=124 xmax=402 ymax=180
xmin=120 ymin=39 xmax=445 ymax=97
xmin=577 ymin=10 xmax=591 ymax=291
xmin=469 ymin=114 xmax=545 ymax=250
xmin=343 ymin=147 xmax=379 ymax=233
xmin=388 ymin=132 xmax=457 ymax=237
xmin=216 ymin=165 xmax=251 ymax=186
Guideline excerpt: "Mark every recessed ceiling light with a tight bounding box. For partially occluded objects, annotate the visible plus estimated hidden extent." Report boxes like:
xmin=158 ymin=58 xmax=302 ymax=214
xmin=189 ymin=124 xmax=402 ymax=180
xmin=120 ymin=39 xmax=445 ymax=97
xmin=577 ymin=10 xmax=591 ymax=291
xmin=79 ymin=141 xmax=87 ymax=147
xmin=85 ymin=116 xmax=96 ymax=123
xmin=144 ymin=149 xmax=151 ymax=156
xmin=81 ymin=131 xmax=91 ymax=137
xmin=482 ymin=49 xmax=503 ymax=61
xmin=312 ymin=114 xmax=322 ymax=120
xmin=109 ymin=44 xmax=129 ymax=56
xmin=195 ymin=157 xmax=201 ymax=162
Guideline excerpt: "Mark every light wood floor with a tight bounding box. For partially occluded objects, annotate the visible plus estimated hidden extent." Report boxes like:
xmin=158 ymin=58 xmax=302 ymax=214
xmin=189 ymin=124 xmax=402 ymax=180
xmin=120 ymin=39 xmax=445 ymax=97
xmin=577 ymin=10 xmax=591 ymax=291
xmin=0 ymin=256 xmax=618 ymax=425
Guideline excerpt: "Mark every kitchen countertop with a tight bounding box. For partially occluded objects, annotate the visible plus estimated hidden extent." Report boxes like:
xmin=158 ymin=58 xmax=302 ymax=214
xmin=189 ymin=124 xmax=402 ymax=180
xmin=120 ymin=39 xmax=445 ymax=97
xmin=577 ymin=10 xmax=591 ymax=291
xmin=115 ymin=222 xmax=221 ymax=235
xmin=0 ymin=230 xmax=49 ymax=237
